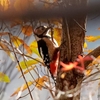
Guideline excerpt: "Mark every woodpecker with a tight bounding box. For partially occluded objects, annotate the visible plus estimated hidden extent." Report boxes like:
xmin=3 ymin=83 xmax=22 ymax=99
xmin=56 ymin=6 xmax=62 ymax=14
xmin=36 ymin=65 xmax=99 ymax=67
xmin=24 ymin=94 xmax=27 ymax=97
xmin=34 ymin=26 xmax=59 ymax=79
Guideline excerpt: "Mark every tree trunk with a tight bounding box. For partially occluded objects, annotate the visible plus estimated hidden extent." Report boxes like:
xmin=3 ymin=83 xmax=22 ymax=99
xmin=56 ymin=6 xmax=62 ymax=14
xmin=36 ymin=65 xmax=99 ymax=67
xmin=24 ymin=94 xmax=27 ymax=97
xmin=56 ymin=0 xmax=87 ymax=100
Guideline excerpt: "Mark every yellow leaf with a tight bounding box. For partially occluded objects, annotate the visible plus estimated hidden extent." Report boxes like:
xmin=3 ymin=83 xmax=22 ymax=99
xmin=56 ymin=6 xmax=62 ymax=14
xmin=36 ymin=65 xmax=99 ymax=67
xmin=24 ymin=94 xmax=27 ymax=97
xmin=22 ymin=25 xmax=33 ymax=36
xmin=19 ymin=66 xmax=36 ymax=78
xmin=0 ymin=42 xmax=15 ymax=61
xmin=84 ymin=42 xmax=88 ymax=49
xmin=11 ymin=81 xmax=34 ymax=97
xmin=11 ymin=36 xmax=22 ymax=48
xmin=35 ymin=76 xmax=48 ymax=90
xmin=30 ymin=40 xmax=38 ymax=48
xmin=85 ymin=35 xmax=100 ymax=42
xmin=53 ymin=28 xmax=62 ymax=45
xmin=11 ymin=36 xmax=32 ymax=54
xmin=85 ymin=69 xmax=92 ymax=76
xmin=0 ymin=72 xmax=10 ymax=83
xmin=16 ymin=59 xmax=43 ymax=70
xmin=29 ymin=41 xmax=40 ymax=56
xmin=11 ymin=76 xmax=48 ymax=96
xmin=0 ymin=0 xmax=10 ymax=11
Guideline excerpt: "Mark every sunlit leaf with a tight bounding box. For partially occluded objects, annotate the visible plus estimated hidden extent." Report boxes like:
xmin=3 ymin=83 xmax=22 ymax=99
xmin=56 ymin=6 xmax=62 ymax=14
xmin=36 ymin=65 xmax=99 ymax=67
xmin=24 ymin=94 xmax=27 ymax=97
xmin=35 ymin=76 xmax=48 ymax=90
xmin=53 ymin=28 xmax=62 ymax=45
xmin=11 ymin=36 xmax=22 ymax=48
xmin=0 ymin=0 xmax=10 ymax=11
xmin=85 ymin=35 xmax=100 ymax=42
xmin=85 ymin=69 xmax=92 ymax=76
xmin=16 ymin=58 xmax=43 ymax=70
xmin=84 ymin=42 xmax=87 ymax=49
xmin=11 ymin=36 xmax=32 ymax=54
xmin=29 ymin=41 xmax=40 ymax=56
xmin=11 ymin=76 xmax=48 ymax=96
xmin=22 ymin=25 xmax=33 ymax=36
xmin=0 ymin=72 xmax=10 ymax=83
xmin=19 ymin=66 xmax=36 ymax=78
xmin=30 ymin=40 xmax=38 ymax=48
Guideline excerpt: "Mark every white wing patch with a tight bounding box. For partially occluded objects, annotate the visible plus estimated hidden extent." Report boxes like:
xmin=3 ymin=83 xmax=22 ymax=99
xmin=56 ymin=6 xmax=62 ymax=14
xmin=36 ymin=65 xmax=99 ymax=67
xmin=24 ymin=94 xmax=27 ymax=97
xmin=40 ymin=47 xmax=44 ymax=59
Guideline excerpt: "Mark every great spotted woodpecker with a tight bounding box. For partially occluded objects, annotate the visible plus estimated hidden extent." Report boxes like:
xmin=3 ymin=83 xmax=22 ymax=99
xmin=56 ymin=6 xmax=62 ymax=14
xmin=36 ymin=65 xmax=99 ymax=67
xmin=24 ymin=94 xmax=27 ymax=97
xmin=34 ymin=26 xmax=59 ymax=79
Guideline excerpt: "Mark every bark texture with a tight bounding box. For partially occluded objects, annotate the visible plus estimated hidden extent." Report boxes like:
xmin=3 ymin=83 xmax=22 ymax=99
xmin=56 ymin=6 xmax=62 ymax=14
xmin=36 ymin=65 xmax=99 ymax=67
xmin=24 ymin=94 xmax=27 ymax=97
xmin=56 ymin=0 xmax=87 ymax=100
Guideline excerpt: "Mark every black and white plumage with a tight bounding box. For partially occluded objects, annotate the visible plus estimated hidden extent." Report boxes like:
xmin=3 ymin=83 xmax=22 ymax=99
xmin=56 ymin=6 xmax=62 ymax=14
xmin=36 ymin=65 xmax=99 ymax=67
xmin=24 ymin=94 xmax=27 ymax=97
xmin=34 ymin=26 xmax=58 ymax=71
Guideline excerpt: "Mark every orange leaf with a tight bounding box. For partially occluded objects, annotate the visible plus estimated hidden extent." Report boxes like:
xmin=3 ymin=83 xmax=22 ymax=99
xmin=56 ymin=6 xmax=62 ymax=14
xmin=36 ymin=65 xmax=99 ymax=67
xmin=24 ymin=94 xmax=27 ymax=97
xmin=0 ymin=0 xmax=10 ymax=11
xmin=24 ymin=43 xmax=32 ymax=55
xmin=22 ymin=25 xmax=33 ymax=36
xmin=11 ymin=76 xmax=48 ymax=96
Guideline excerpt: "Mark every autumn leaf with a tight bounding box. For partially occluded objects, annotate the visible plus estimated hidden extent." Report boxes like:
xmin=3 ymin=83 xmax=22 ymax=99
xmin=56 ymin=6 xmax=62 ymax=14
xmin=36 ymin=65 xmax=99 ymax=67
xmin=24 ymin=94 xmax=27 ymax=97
xmin=84 ymin=42 xmax=88 ymax=49
xmin=35 ymin=76 xmax=48 ymax=90
xmin=11 ymin=36 xmax=22 ymax=48
xmin=0 ymin=72 xmax=10 ymax=83
xmin=16 ymin=58 xmax=43 ymax=70
xmin=11 ymin=81 xmax=34 ymax=97
xmin=0 ymin=0 xmax=10 ymax=11
xmin=85 ymin=35 xmax=100 ymax=42
xmin=53 ymin=28 xmax=62 ymax=45
xmin=11 ymin=36 xmax=32 ymax=55
xmin=24 ymin=43 xmax=32 ymax=55
xmin=29 ymin=41 xmax=40 ymax=56
xmin=11 ymin=76 xmax=48 ymax=96
xmin=0 ymin=42 xmax=15 ymax=61
xmin=22 ymin=25 xmax=33 ymax=36
xmin=19 ymin=66 xmax=36 ymax=78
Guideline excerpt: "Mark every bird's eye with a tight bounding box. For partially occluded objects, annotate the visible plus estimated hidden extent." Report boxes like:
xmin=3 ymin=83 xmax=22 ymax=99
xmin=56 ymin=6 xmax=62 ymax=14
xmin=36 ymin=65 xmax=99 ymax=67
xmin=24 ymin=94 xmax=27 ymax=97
xmin=41 ymin=26 xmax=45 ymax=30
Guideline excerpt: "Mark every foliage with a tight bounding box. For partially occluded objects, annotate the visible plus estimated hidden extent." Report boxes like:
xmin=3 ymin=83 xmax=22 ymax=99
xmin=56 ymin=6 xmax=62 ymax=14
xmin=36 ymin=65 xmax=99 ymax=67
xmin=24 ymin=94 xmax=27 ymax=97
xmin=0 ymin=0 xmax=100 ymax=100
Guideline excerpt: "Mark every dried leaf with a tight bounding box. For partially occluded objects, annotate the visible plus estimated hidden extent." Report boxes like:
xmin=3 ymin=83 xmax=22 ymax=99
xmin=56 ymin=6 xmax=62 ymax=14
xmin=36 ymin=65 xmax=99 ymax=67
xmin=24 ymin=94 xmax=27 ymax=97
xmin=11 ymin=36 xmax=22 ymax=48
xmin=35 ymin=76 xmax=48 ymax=90
xmin=11 ymin=36 xmax=32 ymax=54
xmin=0 ymin=42 xmax=15 ymax=61
xmin=24 ymin=43 xmax=32 ymax=55
xmin=0 ymin=72 xmax=10 ymax=83
xmin=11 ymin=76 xmax=48 ymax=96
xmin=22 ymin=25 xmax=33 ymax=36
